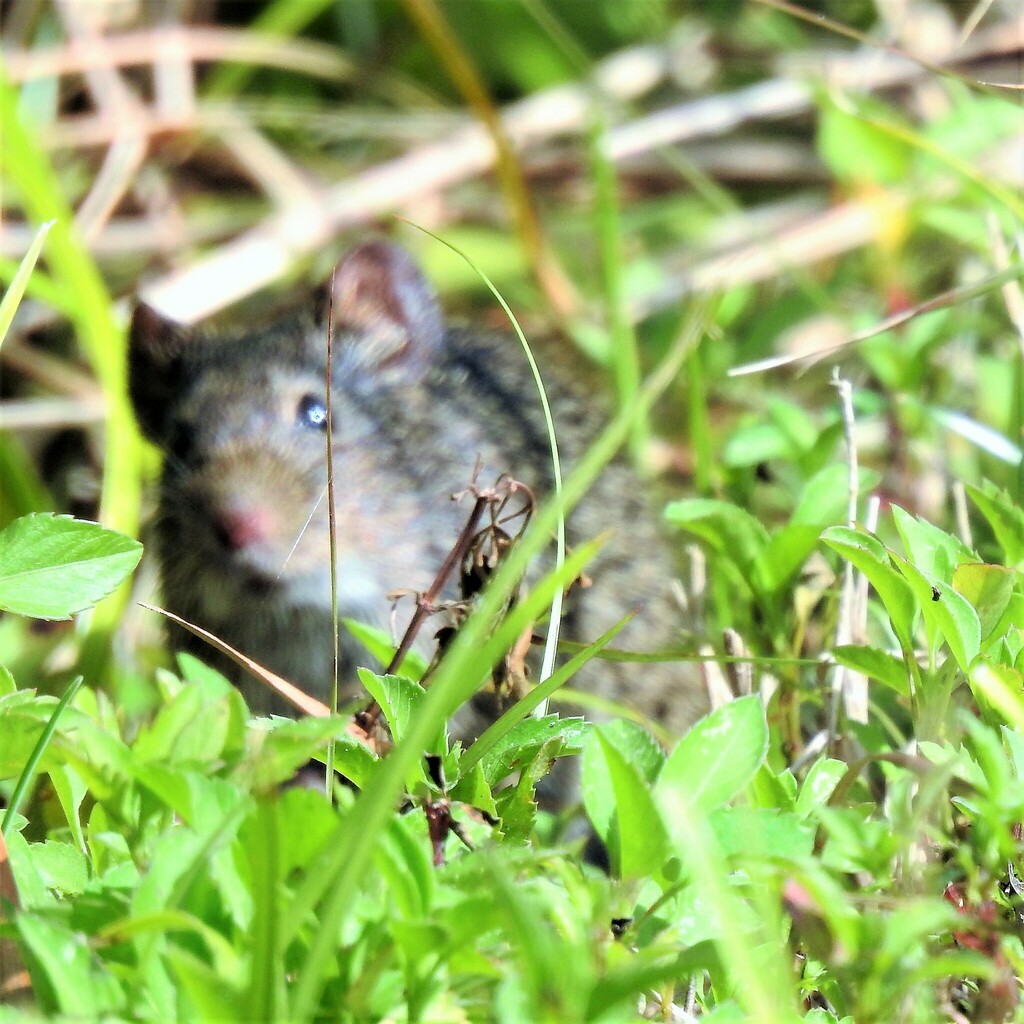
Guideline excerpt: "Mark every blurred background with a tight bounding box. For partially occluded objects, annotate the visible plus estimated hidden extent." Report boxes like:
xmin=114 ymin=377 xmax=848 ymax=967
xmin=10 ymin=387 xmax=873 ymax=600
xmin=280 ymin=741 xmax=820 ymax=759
xmin=1 ymin=0 xmax=1022 ymax=704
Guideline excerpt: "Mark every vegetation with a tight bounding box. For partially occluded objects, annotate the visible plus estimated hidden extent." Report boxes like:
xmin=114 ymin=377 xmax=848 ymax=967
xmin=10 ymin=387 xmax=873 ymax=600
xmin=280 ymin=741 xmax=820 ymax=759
xmin=2 ymin=1 xmax=1024 ymax=1020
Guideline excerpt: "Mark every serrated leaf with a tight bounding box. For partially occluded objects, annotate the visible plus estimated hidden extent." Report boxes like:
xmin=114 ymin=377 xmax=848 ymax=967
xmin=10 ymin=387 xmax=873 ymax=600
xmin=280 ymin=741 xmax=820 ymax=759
xmin=447 ymin=760 xmax=498 ymax=818
xmin=655 ymin=696 xmax=768 ymax=832
xmin=357 ymin=669 xmax=428 ymax=746
xmin=0 ymin=514 xmax=142 ymax=619
xmin=965 ymin=482 xmax=1024 ymax=568
xmin=496 ymin=738 xmax=562 ymax=843
xmin=891 ymin=505 xmax=974 ymax=581
xmin=480 ymin=715 xmax=589 ymax=787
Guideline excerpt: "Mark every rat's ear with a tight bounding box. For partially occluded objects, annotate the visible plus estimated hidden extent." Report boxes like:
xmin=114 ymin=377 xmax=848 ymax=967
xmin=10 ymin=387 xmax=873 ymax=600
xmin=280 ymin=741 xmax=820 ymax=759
xmin=128 ymin=302 xmax=192 ymax=444
xmin=324 ymin=240 xmax=443 ymax=384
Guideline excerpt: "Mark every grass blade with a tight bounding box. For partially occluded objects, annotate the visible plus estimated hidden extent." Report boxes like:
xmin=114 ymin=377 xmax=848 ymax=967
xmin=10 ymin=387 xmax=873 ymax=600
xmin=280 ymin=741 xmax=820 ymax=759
xmin=0 ymin=220 xmax=53 ymax=351
xmin=2 ymin=675 xmax=82 ymax=838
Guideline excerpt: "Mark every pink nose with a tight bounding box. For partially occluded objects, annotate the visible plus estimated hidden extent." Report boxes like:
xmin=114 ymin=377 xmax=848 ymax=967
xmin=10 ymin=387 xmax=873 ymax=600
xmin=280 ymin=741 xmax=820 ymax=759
xmin=214 ymin=505 xmax=275 ymax=551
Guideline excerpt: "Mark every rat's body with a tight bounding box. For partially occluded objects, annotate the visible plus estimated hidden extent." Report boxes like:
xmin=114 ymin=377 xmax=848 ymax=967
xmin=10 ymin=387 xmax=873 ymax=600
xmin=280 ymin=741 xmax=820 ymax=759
xmin=130 ymin=241 xmax=705 ymax=734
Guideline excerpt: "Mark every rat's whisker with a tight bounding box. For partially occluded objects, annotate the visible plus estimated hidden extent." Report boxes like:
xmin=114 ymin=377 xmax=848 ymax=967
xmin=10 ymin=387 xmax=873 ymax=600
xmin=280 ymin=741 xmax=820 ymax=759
xmin=278 ymin=484 xmax=329 ymax=579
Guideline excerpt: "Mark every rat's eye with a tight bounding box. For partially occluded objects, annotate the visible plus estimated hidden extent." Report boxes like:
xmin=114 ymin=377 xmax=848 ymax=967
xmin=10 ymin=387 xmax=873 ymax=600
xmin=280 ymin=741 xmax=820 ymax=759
xmin=297 ymin=394 xmax=329 ymax=431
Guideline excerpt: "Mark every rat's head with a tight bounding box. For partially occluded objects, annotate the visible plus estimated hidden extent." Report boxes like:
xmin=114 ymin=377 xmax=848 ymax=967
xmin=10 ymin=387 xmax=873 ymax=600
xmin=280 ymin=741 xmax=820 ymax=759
xmin=129 ymin=240 xmax=448 ymax=622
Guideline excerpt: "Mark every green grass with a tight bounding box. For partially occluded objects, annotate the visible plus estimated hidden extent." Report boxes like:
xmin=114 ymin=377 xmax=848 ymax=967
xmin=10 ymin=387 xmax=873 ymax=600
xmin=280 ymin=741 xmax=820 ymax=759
xmin=3 ymin=1 xmax=1024 ymax=1020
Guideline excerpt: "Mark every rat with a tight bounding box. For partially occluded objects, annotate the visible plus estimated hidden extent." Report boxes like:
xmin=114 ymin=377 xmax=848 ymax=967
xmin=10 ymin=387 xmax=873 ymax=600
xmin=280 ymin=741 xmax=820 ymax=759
xmin=129 ymin=240 xmax=707 ymax=738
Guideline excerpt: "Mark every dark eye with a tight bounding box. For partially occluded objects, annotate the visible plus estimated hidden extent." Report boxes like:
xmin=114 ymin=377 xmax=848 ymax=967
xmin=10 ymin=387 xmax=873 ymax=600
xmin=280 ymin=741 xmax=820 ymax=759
xmin=297 ymin=394 xmax=329 ymax=431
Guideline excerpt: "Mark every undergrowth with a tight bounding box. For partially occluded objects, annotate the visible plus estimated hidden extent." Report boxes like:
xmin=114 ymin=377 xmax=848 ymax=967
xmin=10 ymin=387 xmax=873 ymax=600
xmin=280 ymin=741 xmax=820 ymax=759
xmin=3 ymin=1 xmax=1024 ymax=1021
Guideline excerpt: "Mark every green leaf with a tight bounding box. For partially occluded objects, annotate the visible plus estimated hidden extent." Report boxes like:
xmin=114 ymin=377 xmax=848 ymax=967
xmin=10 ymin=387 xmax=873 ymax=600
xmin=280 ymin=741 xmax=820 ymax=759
xmin=655 ymin=696 xmax=769 ymax=830
xmin=357 ymin=669 xmax=430 ymax=747
xmin=170 ymin=948 xmax=246 ymax=1022
xmin=891 ymin=505 xmax=974 ymax=581
xmin=749 ymin=762 xmax=797 ymax=812
xmin=752 ymin=523 xmax=823 ymax=595
xmin=271 ymin=786 xmax=343 ymax=877
xmin=3 ymin=827 xmax=51 ymax=910
xmin=722 ymin=420 xmax=796 ymax=466
xmin=791 ymin=464 xmax=881 ymax=526
xmin=580 ymin=722 xmax=664 ymax=864
xmin=133 ymin=684 xmax=231 ymax=767
xmin=586 ymin=728 xmax=669 ymax=878
xmin=969 ymin=661 xmax=1024 ymax=733
xmin=818 ymin=95 xmax=912 ymax=185
xmin=342 ymin=618 xmax=428 ymax=680
xmin=953 ymin=562 xmax=1016 ymax=643
xmin=0 ymin=514 xmax=142 ymax=619
xmin=664 ymin=498 xmax=769 ymax=575
xmin=447 ymin=759 xmax=498 ymax=817
xmin=766 ymin=396 xmax=820 ymax=451
xmin=375 ymin=815 xmax=434 ymax=918
xmin=710 ymin=806 xmax=814 ymax=862
xmin=479 ymin=714 xmax=590 ymax=788
xmin=834 ymin=644 xmax=910 ymax=696
xmin=893 ymin=555 xmax=981 ymax=673
xmin=591 ymin=718 xmax=664 ymax=783
xmin=30 ymin=839 xmax=89 ymax=896
xmin=2 ymin=676 xmax=82 ymax=837
xmin=495 ymin=738 xmax=563 ymax=843
xmin=821 ymin=525 xmax=917 ymax=650
xmin=795 ymin=758 xmax=848 ymax=818
xmin=965 ymin=481 xmax=1024 ymax=568
xmin=15 ymin=914 xmax=125 ymax=1015
xmin=248 ymin=716 xmax=374 ymax=790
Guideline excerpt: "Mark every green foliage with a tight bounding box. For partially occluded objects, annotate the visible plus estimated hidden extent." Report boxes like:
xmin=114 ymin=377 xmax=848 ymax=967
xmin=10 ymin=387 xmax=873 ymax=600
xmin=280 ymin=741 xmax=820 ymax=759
xmin=4 ymin=1 xmax=1024 ymax=1020
xmin=0 ymin=514 xmax=142 ymax=620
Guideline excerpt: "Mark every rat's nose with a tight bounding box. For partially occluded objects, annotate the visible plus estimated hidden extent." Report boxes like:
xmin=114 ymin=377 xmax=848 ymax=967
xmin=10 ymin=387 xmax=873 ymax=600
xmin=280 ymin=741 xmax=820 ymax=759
xmin=212 ymin=501 xmax=276 ymax=552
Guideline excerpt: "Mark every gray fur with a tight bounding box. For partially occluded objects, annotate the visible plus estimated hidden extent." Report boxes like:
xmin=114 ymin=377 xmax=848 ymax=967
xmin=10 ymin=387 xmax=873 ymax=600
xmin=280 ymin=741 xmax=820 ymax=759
xmin=129 ymin=240 xmax=707 ymax=733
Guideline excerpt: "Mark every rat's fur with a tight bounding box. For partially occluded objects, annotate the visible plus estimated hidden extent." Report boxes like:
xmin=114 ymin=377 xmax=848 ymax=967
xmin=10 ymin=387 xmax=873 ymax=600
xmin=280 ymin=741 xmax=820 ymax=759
xmin=130 ymin=241 xmax=706 ymax=736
